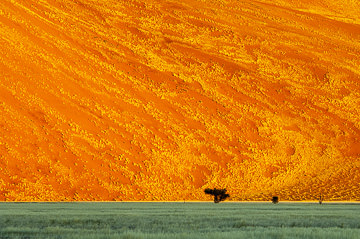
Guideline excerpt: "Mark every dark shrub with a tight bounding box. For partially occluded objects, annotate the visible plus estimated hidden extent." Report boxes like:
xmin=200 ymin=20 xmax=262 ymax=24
xmin=272 ymin=196 xmax=279 ymax=204
xmin=319 ymin=195 xmax=323 ymax=205
xmin=204 ymin=188 xmax=230 ymax=203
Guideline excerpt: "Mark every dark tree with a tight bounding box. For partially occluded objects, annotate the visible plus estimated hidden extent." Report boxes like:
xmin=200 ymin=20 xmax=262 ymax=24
xmin=204 ymin=188 xmax=230 ymax=203
xmin=272 ymin=196 xmax=279 ymax=204
xmin=319 ymin=195 xmax=323 ymax=205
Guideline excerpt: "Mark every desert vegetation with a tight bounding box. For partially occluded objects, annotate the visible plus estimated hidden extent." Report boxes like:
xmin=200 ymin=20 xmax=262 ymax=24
xmin=272 ymin=196 xmax=279 ymax=204
xmin=204 ymin=188 xmax=230 ymax=203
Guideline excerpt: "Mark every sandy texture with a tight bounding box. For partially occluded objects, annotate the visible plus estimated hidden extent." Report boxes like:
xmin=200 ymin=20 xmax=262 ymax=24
xmin=0 ymin=0 xmax=359 ymax=201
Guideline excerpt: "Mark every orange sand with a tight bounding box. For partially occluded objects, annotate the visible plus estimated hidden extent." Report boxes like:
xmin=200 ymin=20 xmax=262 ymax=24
xmin=0 ymin=0 xmax=359 ymax=201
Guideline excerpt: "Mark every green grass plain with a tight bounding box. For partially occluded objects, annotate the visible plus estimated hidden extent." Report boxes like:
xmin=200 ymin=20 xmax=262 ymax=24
xmin=0 ymin=202 xmax=360 ymax=238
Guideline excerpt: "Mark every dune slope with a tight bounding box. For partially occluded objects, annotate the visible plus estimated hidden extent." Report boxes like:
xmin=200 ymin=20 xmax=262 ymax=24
xmin=0 ymin=0 xmax=360 ymax=201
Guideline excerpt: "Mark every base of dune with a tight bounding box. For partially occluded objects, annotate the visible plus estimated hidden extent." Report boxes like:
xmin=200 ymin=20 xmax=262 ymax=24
xmin=2 ymin=200 xmax=360 ymax=204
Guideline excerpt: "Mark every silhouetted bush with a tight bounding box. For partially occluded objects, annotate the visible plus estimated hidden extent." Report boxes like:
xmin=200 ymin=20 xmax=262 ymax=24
xmin=204 ymin=188 xmax=229 ymax=203
xmin=272 ymin=196 xmax=279 ymax=204
xmin=319 ymin=195 xmax=323 ymax=205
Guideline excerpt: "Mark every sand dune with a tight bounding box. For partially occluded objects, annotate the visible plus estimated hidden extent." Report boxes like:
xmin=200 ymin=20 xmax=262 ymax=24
xmin=0 ymin=0 xmax=359 ymax=201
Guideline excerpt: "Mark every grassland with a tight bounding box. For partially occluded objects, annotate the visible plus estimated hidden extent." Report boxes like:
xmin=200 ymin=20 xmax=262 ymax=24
xmin=1 ymin=202 xmax=360 ymax=238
